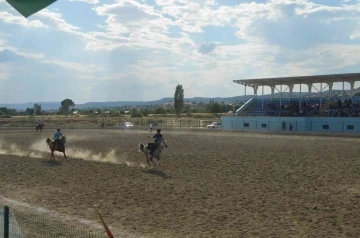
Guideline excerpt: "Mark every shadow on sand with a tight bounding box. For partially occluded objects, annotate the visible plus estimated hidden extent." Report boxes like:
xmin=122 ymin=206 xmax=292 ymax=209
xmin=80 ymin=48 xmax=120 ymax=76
xmin=42 ymin=160 xmax=62 ymax=167
xmin=143 ymin=169 xmax=170 ymax=179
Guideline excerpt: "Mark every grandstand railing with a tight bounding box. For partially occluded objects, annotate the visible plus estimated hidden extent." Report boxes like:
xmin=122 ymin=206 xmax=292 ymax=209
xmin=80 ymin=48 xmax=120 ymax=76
xmin=236 ymin=98 xmax=255 ymax=116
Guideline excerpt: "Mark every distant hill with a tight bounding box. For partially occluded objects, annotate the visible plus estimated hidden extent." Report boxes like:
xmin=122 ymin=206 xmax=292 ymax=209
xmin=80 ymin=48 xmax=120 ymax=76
xmin=0 ymin=88 xmax=356 ymax=110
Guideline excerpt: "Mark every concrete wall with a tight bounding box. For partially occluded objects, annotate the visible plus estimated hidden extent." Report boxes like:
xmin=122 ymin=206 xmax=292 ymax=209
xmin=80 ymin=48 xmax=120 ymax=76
xmin=221 ymin=116 xmax=360 ymax=133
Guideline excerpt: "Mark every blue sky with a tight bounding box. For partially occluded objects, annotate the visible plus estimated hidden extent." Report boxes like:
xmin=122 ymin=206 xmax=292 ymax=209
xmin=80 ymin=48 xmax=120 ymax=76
xmin=0 ymin=0 xmax=360 ymax=103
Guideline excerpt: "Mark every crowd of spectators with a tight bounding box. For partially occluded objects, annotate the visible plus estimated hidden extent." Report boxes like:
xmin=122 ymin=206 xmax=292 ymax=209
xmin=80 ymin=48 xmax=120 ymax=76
xmin=262 ymin=100 xmax=321 ymax=117
xmin=324 ymin=99 xmax=360 ymax=117
xmin=245 ymin=98 xmax=360 ymax=117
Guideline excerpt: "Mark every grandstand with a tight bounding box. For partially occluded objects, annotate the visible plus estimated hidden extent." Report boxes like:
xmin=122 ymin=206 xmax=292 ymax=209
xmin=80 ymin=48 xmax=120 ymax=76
xmin=221 ymin=73 xmax=360 ymax=132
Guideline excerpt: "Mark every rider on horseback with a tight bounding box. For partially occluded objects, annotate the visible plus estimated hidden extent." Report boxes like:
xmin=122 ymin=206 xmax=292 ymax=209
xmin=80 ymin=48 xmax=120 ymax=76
xmin=149 ymin=129 xmax=163 ymax=158
xmin=53 ymin=128 xmax=63 ymax=149
xmin=36 ymin=119 xmax=42 ymax=126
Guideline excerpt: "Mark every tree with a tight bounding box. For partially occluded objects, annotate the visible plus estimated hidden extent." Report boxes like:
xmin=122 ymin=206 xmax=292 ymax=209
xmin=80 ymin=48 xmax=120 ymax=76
xmin=174 ymin=84 xmax=184 ymax=117
xmin=59 ymin=99 xmax=75 ymax=115
xmin=155 ymin=107 xmax=166 ymax=114
xmin=25 ymin=107 xmax=34 ymax=115
xmin=0 ymin=107 xmax=9 ymax=115
xmin=34 ymin=103 xmax=42 ymax=115
xmin=130 ymin=108 xmax=142 ymax=117
xmin=141 ymin=108 xmax=150 ymax=116
xmin=210 ymin=102 xmax=222 ymax=114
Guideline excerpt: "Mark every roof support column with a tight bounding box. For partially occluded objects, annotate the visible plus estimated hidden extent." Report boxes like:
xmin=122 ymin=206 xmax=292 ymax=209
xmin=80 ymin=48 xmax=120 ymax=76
xmin=261 ymin=86 xmax=264 ymax=110
xmin=252 ymin=85 xmax=258 ymax=99
xmin=271 ymin=86 xmax=275 ymax=101
xmin=320 ymin=82 xmax=323 ymax=109
xmin=327 ymin=82 xmax=333 ymax=99
xmin=280 ymin=85 xmax=282 ymax=109
xmin=348 ymin=80 xmax=355 ymax=97
xmin=288 ymin=84 xmax=294 ymax=100
xmin=244 ymin=84 xmax=247 ymax=103
xmin=307 ymin=83 xmax=312 ymax=98
xmin=299 ymin=83 xmax=302 ymax=112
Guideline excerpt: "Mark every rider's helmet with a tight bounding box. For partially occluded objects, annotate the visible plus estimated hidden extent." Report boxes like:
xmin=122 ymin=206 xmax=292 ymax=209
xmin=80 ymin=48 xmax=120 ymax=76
xmin=157 ymin=129 xmax=161 ymax=132
xmin=57 ymin=128 xmax=60 ymax=131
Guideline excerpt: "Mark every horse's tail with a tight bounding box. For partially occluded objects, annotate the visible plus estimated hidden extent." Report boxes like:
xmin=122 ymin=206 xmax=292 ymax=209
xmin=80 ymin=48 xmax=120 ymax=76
xmin=138 ymin=142 xmax=145 ymax=152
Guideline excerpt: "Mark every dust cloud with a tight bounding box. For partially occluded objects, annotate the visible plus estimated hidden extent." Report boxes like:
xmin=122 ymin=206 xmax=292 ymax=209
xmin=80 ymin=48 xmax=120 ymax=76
xmin=0 ymin=140 xmax=41 ymax=157
xmin=28 ymin=138 xmax=141 ymax=167
xmin=0 ymin=136 xmax=143 ymax=168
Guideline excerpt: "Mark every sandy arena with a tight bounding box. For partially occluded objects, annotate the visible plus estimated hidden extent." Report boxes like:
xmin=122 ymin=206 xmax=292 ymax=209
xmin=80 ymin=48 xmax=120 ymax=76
xmin=1 ymin=128 xmax=360 ymax=237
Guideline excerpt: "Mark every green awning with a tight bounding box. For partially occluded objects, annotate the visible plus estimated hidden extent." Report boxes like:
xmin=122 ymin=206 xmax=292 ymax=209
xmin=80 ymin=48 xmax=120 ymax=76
xmin=6 ymin=0 xmax=58 ymax=18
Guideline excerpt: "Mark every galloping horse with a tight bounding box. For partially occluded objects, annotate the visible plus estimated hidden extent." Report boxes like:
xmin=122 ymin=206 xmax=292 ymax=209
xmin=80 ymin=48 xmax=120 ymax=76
xmin=46 ymin=136 xmax=68 ymax=160
xmin=99 ymin=122 xmax=105 ymax=130
xmin=36 ymin=123 xmax=44 ymax=134
xmin=138 ymin=139 xmax=168 ymax=168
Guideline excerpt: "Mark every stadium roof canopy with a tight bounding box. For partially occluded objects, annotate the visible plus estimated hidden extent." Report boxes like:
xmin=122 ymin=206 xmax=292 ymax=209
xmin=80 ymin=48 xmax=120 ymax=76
xmin=233 ymin=73 xmax=360 ymax=87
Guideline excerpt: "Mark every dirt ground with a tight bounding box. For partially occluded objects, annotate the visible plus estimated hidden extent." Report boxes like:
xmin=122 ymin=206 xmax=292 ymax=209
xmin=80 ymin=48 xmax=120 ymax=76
xmin=1 ymin=128 xmax=360 ymax=237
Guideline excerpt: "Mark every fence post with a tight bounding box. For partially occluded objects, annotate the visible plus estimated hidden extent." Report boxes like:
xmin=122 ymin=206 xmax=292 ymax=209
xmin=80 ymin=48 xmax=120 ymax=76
xmin=4 ymin=205 xmax=9 ymax=238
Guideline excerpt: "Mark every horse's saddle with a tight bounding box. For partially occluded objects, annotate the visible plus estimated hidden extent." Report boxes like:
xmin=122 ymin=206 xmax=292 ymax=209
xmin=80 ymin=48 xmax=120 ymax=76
xmin=147 ymin=143 xmax=155 ymax=149
xmin=53 ymin=141 xmax=64 ymax=150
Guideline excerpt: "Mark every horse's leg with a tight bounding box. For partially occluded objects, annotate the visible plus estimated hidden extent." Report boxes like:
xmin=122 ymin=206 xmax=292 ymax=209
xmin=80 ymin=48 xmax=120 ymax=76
xmin=63 ymin=151 xmax=68 ymax=160
xmin=145 ymin=153 xmax=152 ymax=168
xmin=156 ymin=155 xmax=161 ymax=165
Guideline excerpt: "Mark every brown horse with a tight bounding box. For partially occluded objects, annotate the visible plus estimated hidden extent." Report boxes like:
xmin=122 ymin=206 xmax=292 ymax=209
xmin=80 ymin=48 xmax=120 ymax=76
xmin=36 ymin=123 xmax=44 ymax=134
xmin=46 ymin=136 xmax=68 ymax=160
xmin=99 ymin=123 xmax=105 ymax=130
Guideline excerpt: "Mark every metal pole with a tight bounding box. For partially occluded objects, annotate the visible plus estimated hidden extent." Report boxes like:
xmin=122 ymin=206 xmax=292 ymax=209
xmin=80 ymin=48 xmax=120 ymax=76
xmin=262 ymin=86 xmax=264 ymax=109
xmin=4 ymin=205 xmax=9 ymax=238
xmin=320 ymin=83 xmax=322 ymax=109
xmin=244 ymin=84 xmax=247 ymax=103
xmin=280 ymin=85 xmax=282 ymax=109
xmin=343 ymin=81 xmax=345 ymax=101
xmin=299 ymin=84 xmax=302 ymax=112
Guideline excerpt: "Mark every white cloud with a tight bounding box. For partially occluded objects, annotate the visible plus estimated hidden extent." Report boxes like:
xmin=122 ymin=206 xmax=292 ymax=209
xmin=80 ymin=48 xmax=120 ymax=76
xmin=0 ymin=63 xmax=11 ymax=80
xmin=1 ymin=0 xmax=360 ymax=102
xmin=98 ymin=73 xmax=129 ymax=81
xmin=36 ymin=9 xmax=81 ymax=33
xmin=92 ymin=0 xmax=182 ymax=51
xmin=69 ymin=0 xmax=99 ymax=4
xmin=0 ymin=40 xmax=44 ymax=60
xmin=0 ymin=11 xmax=46 ymax=28
xmin=42 ymin=59 xmax=104 ymax=73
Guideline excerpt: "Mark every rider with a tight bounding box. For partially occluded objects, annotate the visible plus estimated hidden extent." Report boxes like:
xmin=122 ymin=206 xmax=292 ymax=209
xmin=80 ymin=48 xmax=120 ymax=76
xmin=53 ymin=128 xmax=63 ymax=149
xmin=149 ymin=129 xmax=163 ymax=157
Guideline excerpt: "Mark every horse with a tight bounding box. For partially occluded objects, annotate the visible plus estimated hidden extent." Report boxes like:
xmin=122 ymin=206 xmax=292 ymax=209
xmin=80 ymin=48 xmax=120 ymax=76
xmin=46 ymin=136 xmax=68 ymax=160
xmin=99 ymin=122 xmax=105 ymax=130
xmin=36 ymin=123 xmax=44 ymax=134
xmin=138 ymin=140 xmax=168 ymax=168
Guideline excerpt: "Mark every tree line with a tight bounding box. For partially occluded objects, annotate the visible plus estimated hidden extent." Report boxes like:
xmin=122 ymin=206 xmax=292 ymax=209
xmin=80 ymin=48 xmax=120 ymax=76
xmin=0 ymin=99 xmax=75 ymax=118
xmin=0 ymin=87 xmax=243 ymax=118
